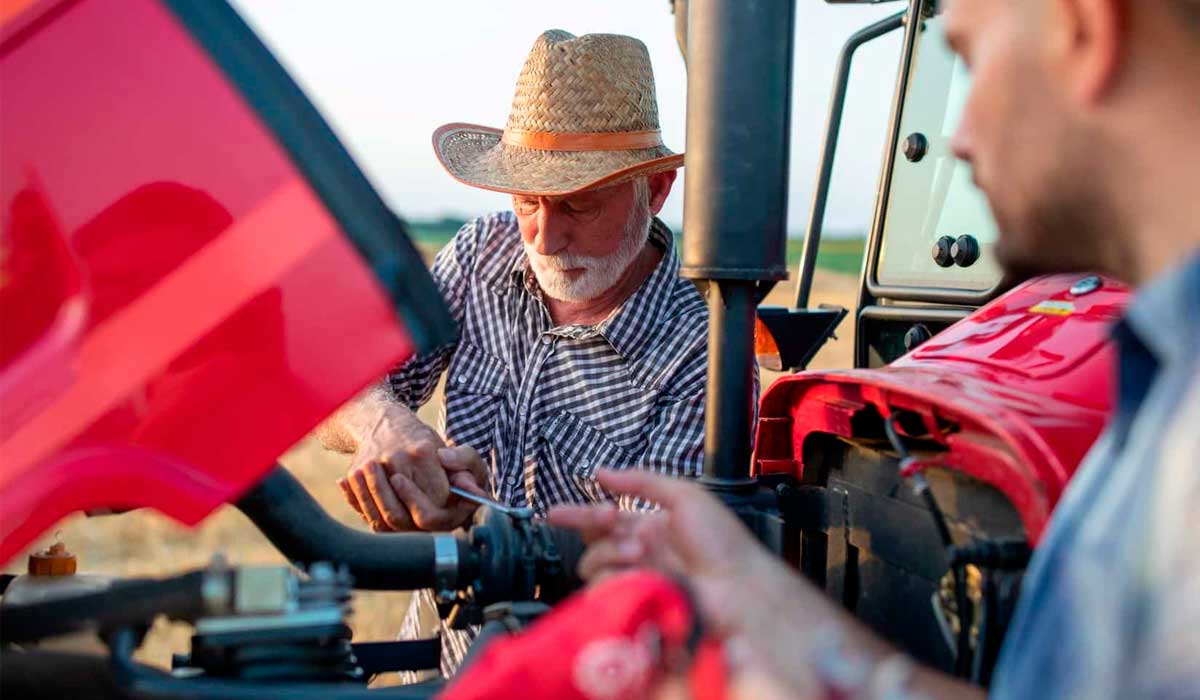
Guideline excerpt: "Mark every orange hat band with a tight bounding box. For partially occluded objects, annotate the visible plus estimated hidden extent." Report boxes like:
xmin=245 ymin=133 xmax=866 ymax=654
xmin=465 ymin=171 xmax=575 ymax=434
xmin=501 ymin=128 xmax=664 ymax=152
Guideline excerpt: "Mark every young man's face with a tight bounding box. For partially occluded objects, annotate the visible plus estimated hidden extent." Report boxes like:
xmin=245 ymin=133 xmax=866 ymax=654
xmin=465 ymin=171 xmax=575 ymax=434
xmin=946 ymin=0 xmax=1118 ymax=278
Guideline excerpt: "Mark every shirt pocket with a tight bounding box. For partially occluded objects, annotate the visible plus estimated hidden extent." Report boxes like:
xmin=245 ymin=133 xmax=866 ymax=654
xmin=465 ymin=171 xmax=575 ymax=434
xmin=443 ymin=342 xmax=508 ymax=454
xmin=539 ymin=411 xmax=637 ymax=484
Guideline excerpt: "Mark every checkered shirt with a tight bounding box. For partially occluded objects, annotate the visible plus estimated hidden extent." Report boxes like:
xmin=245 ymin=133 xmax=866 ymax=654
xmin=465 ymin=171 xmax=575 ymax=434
xmin=387 ymin=210 xmax=709 ymax=513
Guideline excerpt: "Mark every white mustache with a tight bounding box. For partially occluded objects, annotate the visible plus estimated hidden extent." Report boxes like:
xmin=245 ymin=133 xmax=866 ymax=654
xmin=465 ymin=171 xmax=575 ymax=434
xmin=528 ymin=250 xmax=607 ymax=271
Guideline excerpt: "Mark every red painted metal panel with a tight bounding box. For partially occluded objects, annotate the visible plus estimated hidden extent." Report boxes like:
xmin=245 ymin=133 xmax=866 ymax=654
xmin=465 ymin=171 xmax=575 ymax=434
xmin=0 ymin=0 xmax=415 ymax=563
xmin=755 ymin=275 xmax=1126 ymax=543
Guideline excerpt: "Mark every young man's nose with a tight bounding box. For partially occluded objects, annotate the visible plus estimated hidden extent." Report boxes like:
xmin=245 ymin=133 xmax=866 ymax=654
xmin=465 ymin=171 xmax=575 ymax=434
xmin=949 ymin=114 xmax=975 ymax=166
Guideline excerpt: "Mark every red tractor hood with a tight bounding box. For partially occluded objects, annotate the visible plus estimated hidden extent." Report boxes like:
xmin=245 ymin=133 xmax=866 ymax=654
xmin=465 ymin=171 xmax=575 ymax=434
xmin=754 ymin=275 xmax=1128 ymax=543
xmin=0 ymin=0 xmax=453 ymax=564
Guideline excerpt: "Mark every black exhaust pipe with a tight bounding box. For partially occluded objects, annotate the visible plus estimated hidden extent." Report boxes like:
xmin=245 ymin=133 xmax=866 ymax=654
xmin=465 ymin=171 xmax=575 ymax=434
xmin=681 ymin=0 xmax=796 ymax=487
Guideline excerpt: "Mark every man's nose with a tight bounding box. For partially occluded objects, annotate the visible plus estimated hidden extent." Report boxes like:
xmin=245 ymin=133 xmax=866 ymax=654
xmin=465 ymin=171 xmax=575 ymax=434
xmin=949 ymin=114 xmax=974 ymax=165
xmin=532 ymin=203 xmax=570 ymax=255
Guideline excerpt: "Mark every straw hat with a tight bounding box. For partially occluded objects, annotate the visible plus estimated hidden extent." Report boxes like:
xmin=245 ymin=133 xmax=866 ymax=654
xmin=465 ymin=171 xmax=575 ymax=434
xmin=433 ymin=30 xmax=683 ymax=197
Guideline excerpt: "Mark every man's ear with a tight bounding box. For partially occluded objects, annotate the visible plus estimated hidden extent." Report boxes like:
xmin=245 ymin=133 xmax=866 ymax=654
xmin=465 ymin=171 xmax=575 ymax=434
xmin=1055 ymin=0 xmax=1128 ymax=105
xmin=646 ymin=170 xmax=677 ymax=215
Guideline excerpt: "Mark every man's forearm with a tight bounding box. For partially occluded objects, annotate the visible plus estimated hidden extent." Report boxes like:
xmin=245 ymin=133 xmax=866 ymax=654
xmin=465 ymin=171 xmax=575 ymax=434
xmin=740 ymin=550 xmax=983 ymax=699
xmin=314 ymin=385 xmax=423 ymax=454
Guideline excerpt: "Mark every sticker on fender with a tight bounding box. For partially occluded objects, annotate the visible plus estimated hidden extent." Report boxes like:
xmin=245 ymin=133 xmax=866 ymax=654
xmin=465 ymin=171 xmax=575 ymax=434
xmin=1029 ymin=300 xmax=1076 ymax=316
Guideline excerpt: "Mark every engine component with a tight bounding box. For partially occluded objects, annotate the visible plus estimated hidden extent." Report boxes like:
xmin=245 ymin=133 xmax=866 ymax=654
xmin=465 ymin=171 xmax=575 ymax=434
xmin=175 ymin=562 xmax=362 ymax=682
xmin=26 ymin=536 xmax=77 ymax=577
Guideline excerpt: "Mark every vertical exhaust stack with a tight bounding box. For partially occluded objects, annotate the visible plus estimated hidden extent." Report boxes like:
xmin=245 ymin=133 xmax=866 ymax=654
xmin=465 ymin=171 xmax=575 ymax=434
xmin=681 ymin=0 xmax=796 ymax=489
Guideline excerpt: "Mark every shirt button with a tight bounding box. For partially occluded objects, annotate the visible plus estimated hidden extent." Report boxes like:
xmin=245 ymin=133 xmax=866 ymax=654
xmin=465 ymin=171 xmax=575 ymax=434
xmin=541 ymin=335 xmax=553 ymax=345
xmin=455 ymin=375 xmax=466 ymax=385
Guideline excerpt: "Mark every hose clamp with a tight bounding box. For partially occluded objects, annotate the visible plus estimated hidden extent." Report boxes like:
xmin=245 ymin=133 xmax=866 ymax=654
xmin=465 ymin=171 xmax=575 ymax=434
xmin=433 ymin=534 xmax=459 ymax=602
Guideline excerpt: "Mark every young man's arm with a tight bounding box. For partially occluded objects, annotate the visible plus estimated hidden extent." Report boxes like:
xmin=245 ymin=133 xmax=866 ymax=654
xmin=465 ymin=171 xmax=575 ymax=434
xmin=550 ymin=470 xmax=982 ymax=698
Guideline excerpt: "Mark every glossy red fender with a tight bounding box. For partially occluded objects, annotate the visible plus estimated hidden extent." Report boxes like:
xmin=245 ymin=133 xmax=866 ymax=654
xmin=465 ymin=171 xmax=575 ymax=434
xmin=0 ymin=0 xmax=437 ymax=564
xmin=753 ymin=275 xmax=1128 ymax=544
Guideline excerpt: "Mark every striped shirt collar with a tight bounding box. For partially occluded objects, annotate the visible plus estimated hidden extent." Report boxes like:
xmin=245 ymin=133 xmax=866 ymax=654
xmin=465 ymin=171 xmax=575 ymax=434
xmin=508 ymin=218 xmax=683 ymax=360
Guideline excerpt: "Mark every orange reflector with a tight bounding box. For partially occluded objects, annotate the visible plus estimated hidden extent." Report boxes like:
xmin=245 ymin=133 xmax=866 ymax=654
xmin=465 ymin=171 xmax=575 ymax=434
xmin=755 ymin=316 xmax=784 ymax=370
xmin=754 ymin=316 xmax=779 ymax=356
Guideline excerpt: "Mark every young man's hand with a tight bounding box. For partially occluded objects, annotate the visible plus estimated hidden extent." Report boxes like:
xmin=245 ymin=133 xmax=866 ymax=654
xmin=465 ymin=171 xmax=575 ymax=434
xmin=548 ymin=470 xmax=788 ymax=636
xmin=549 ymin=470 xmax=980 ymax=699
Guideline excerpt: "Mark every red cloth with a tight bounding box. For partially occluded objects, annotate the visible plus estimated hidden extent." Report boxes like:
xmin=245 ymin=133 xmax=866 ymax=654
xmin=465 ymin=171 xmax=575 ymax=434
xmin=439 ymin=570 xmax=727 ymax=700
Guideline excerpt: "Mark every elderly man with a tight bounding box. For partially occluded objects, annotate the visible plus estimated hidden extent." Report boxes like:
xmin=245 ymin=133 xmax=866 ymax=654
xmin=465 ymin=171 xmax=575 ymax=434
xmin=318 ymin=30 xmax=707 ymax=674
xmin=552 ymin=0 xmax=1200 ymax=698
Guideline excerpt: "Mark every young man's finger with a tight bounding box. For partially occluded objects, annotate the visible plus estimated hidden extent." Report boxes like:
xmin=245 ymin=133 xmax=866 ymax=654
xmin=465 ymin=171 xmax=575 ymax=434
xmin=595 ymin=469 xmax=696 ymax=509
xmin=546 ymin=503 xmax=620 ymax=540
xmin=577 ymin=536 xmax=646 ymax=581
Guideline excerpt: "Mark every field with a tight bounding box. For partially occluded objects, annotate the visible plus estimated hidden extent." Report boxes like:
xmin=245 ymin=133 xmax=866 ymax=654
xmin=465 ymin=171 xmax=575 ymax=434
xmin=4 ymin=231 xmax=862 ymax=676
xmin=411 ymin=220 xmax=867 ymax=276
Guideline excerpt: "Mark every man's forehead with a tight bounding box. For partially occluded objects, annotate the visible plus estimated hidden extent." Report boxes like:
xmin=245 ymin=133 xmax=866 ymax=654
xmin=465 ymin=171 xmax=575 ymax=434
xmin=943 ymin=0 xmax=1024 ymax=45
xmin=944 ymin=0 xmax=990 ymax=29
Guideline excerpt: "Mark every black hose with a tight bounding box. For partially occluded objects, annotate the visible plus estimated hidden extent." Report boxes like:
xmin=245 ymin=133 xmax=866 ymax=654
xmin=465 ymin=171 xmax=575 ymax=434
xmin=884 ymin=414 xmax=954 ymax=548
xmin=234 ymin=467 xmax=473 ymax=590
xmin=1 ymin=571 xmax=210 ymax=644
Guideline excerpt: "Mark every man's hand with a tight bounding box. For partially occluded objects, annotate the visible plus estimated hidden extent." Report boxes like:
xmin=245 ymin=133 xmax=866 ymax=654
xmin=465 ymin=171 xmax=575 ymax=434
xmin=550 ymin=470 xmax=980 ymax=699
xmin=548 ymin=470 xmax=784 ymax=636
xmin=334 ymin=399 xmax=489 ymax=532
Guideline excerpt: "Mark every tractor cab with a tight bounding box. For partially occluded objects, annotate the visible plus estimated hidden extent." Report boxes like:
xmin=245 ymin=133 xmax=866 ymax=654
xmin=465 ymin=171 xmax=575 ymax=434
xmin=855 ymin=8 xmax=1006 ymax=366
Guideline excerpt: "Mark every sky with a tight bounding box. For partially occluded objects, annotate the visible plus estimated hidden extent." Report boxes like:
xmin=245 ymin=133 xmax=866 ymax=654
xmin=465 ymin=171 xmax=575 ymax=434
xmin=230 ymin=1 xmax=906 ymax=235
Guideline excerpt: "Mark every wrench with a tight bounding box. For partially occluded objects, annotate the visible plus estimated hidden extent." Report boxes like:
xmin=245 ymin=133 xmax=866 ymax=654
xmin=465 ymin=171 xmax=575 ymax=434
xmin=449 ymin=486 xmax=535 ymax=521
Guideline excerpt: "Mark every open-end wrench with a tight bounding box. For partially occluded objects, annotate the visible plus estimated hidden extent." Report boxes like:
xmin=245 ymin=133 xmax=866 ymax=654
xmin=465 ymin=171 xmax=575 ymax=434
xmin=449 ymin=486 xmax=535 ymax=521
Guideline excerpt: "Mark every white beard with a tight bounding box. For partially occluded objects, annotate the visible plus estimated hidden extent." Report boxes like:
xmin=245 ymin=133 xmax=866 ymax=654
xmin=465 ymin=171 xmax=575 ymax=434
xmin=524 ymin=197 xmax=652 ymax=303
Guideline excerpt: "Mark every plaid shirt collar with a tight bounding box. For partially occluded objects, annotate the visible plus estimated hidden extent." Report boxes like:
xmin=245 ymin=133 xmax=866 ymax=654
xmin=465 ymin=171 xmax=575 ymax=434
xmin=506 ymin=218 xmax=682 ymax=360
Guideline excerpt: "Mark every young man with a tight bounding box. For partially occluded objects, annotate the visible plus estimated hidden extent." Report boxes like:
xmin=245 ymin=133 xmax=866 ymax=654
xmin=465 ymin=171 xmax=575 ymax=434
xmin=552 ymin=1 xmax=1200 ymax=697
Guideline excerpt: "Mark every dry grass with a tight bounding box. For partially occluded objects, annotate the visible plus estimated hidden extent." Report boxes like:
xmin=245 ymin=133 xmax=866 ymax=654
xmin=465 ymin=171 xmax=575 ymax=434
xmin=3 ymin=268 xmax=859 ymax=672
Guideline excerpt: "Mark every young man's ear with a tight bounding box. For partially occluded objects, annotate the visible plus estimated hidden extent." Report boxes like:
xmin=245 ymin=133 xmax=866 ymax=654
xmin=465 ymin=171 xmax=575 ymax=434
xmin=1056 ymin=0 xmax=1128 ymax=105
xmin=646 ymin=170 xmax=677 ymax=215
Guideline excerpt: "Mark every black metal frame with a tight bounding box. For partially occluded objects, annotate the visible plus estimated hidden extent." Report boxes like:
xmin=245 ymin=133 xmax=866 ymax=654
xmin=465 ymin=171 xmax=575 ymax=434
xmin=857 ymin=0 xmax=1006 ymax=308
xmin=853 ymin=304 xmax=970 ymax=366
xmin=793 ymin=10 xmax=906 ymax=310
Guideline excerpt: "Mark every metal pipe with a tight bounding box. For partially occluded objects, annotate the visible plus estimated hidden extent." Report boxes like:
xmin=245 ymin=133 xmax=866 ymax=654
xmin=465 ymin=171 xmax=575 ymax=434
xmin=682 ymin=0 xmax=795 ymax=484
xmin=1 ymin=571 xmax=212 ymax=644
xmin=700 ymin=281 xmax=759 ymax=487
xmin=794 ymin=10 xmax=906 ymax=309
xmin=680 ymin=0 xmax=795 ymax=281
